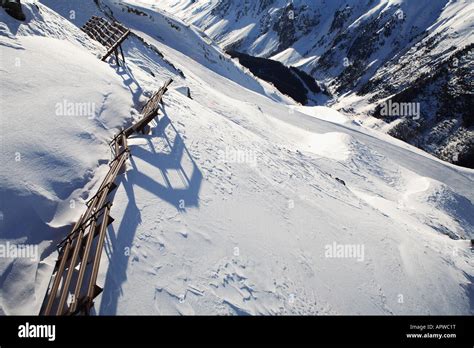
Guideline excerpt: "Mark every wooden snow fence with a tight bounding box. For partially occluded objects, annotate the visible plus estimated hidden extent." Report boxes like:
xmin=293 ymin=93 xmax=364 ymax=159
xmin=81 ymin=16 xmax=130 ymax=65
xmin=40 ymin=79 xmax=173 ymax=315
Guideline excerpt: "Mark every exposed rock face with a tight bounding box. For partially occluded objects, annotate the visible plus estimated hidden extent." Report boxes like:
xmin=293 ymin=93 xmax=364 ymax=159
xmin=1 ymin=0 xmax=26 ymax=21
xmin=372 ymin=46 xmax=474 ymax=168
xmin=159 ymin=0 xmax=474 ymax=168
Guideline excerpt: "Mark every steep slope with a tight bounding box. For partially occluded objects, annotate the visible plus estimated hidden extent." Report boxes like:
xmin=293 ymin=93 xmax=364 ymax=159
xmin=0 ymin=1 xmax=137 ymax=314
xmin=0 ymin=0 xmax=473 ymax=315
xmin=158 ymin=0 xmax=474 ymax=168
xmin=0 ymin=0 xmax=294 ymax=314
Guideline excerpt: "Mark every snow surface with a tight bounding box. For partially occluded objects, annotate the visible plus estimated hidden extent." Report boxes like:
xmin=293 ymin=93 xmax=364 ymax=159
xmin=0 ymin=0 xmax=473 ymax=315
xmin=0 ymin=2 xmax=137 ymax=314
xmin=291 ymin=105 xmax=348 ymax=125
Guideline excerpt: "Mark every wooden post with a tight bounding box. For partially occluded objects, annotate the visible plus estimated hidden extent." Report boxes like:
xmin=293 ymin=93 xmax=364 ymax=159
xmin=114 ymin=49 xmax=120 ymax=66
xmin=119 ymin=45 xmax=125 ymax=63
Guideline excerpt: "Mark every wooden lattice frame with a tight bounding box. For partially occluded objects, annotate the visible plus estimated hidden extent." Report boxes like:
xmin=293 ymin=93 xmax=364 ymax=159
xmin=81 ymin=16 xmax=130 ymax=64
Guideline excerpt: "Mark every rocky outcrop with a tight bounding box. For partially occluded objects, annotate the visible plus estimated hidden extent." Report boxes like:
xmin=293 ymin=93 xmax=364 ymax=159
xmin=1 ymin=0 xmax=26 ymax=21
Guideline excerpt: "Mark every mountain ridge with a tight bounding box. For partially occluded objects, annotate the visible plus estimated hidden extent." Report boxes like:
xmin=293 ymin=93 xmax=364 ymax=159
xmin=159 ymin=0 xmax=474 ymax=168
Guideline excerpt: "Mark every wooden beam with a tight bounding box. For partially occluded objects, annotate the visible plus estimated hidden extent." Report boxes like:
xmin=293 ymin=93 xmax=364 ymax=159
xmin=101 ymin=30 xmax=130 ymax=62
xmin=81 ymin=16 xmax=130 ymax=63
xmin=122 ymin=79 xmax=173 ymax=137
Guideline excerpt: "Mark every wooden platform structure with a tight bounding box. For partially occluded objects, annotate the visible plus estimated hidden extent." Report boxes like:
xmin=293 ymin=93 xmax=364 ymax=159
xmin=39 ymin=79 xmax=173 ymax=316
xmin=81 ymin=16 xmax=130 ymax=65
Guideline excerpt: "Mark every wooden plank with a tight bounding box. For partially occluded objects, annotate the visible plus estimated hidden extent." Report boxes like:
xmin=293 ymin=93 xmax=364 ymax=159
xmin=101 ymin=29 xmax=130 ymax=62
xmin=123 ymin=79 xmax=173 ymax=137
xmin=41 ymin=239 xmax=72 ymax=315
xmin=86 ymin=200 xmax=111 ymax=302
xmin=56 ymin=228 xmax=85 ymax=315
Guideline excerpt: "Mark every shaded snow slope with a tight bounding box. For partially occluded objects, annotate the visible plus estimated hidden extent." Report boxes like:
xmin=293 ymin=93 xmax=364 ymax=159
xmin=0 ymin=0 xmax=473 ymax=315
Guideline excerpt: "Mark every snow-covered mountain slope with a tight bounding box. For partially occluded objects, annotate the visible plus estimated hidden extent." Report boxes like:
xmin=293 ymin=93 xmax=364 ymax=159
xmin=0 ymin=2 xmax=138 ymax=314
xmin=157 ymin=0 xmax=474 ymax=168
xmin=0 ymin=0 xmax=473 ymax=315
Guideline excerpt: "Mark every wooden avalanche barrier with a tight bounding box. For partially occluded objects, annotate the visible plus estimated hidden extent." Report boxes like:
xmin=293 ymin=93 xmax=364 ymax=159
xmin=81 ymin=16 xmax=130 ymax=65
xmin=40 ymin=79 xmax=173 ymax=315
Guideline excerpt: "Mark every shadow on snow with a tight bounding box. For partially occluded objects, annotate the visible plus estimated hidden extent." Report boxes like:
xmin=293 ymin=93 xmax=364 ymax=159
xmin=98 ymin=104 xmax=202 ymax=314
